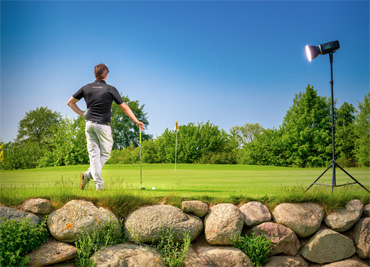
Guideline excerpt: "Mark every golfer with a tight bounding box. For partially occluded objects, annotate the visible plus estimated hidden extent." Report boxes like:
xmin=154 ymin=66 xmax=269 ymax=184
xmin=67 ymin=64 xmax=144 ymax=190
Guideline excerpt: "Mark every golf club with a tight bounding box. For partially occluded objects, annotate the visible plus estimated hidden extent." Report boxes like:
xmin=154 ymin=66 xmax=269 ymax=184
xmin=140 ymin=128 xmax=145 ymax=190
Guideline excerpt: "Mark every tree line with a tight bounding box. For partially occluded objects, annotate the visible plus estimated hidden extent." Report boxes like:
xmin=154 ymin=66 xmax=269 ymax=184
xmin=1 ymin=86 xmax=369 ymax=170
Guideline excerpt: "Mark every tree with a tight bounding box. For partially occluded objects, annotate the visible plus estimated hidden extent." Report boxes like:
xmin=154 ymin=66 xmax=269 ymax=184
xmin=280 ymin=85 xmax=332 ymax=167
xmin=111 ymin=95 xmax=151 ymax=150
xmin=336 ymin=102 xmax=357 ymax=166
xmin=354 ymin=92 xmax=370 ymax=167
xmin=16 ymin=107 xmax=61 ymax=146
xmin=38 ymin=116 xmax=88 ymax=167
xmin=156 ymin=122 xmax=233 ymax=164
xmin=229 ymin=123 xmax=264 ymax=148
xmin=239 ymin=128 xmax=286 ymax=166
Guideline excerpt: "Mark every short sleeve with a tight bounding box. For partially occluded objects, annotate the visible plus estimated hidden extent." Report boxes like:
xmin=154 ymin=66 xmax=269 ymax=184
xmin=73 ymin=87 xmax=84 ymax=100
xmin=111 ymin=87 xmax=124 ymax=105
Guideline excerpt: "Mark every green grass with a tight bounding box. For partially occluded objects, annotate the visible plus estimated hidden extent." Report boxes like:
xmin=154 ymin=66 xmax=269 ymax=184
xmin=1 ymin=164 xmax=369 ymax=217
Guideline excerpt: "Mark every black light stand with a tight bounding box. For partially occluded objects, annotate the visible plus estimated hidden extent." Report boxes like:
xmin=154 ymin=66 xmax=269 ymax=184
xmin=305 ymin=51 xmax=370 ymax=193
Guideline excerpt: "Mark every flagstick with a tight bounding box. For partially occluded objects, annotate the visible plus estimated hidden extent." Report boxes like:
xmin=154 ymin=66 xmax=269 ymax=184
xmin=175 ymin=131 xmax=177 ymax=172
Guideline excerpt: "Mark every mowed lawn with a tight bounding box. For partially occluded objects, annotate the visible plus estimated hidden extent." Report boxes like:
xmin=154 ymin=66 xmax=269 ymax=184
xmin=1 ymin=164 xmax=369 ymax=199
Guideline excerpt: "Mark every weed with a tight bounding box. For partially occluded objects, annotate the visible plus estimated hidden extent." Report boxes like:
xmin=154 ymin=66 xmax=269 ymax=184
xmin=231 ymin=232 xmax=273 ymax=267
xmin=75 ymin=219 xmax=125 ymax=267
xmin=0 ymin=217 xmax=48 ymax=267
xmin=155 ymin=226 xmax=191 ymax=267
xmin=125 ymin=222 xmax=144 ymax=245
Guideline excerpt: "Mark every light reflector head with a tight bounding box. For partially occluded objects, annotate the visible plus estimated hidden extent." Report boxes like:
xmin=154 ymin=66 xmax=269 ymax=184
xmin=306 ymin=45 xmax=320 ymax=62
xmin=306 ymin=40 xmax=340 ymax=61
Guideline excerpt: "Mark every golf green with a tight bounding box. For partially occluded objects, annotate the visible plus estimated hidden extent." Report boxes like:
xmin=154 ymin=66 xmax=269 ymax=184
xmin=1 ymin=164 xmax=369 ymax=198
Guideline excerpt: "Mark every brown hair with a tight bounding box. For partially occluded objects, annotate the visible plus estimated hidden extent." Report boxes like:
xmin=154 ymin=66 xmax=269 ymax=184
xmin=94 ymin=64 xmax=109 ymax=79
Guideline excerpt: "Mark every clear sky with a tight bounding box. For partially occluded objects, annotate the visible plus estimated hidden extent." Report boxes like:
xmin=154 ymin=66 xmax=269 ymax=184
xmin=1 ymin=0 xmax=369 ymax=143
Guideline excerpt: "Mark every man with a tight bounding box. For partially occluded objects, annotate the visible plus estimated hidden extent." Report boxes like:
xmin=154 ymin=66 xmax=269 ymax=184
xmin=67 ymin=64 xmax=144 ymax=190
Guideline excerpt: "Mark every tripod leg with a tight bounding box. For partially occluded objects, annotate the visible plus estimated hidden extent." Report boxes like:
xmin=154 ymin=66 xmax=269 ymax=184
xmin=332 ymin=163 xmax=336 ymax=193
xmin=306 ymin=163 xmax=332 ymax=192
xmin=336 ymin=164 xmax=370 ymax=193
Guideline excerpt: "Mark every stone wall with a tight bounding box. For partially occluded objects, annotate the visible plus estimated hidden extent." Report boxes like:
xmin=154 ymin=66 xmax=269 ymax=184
xmin=0 ymin=198 xmax=369 ymax=267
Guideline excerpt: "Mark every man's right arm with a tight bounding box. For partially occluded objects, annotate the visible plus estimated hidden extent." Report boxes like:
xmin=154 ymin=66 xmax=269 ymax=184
xmin=119 ymin=102 xmax=144 ymax=131
xmin=67 ymin=97 xmax=84 ymax=117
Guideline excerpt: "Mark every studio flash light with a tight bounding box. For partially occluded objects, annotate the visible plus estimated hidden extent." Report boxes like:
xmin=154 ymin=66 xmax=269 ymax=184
xmin=305 ymin=40 xmax=340 ymax=61
xmin=304 ymin=40 xmax=369 ymax=194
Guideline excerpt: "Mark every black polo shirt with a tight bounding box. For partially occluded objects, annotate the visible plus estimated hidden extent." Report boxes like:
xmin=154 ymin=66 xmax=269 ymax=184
xmin=73 ymin=80 xmax=124 ymax=123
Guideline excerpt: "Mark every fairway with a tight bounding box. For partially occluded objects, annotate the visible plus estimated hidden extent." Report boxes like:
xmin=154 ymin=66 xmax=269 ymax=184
xmin=1 ymin=164 xmax=369 ymax=199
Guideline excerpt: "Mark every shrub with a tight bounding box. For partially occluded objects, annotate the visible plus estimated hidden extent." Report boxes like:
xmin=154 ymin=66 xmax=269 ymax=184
xmin=1 ymin=142 xmax=46 ymax=170
xmin=0 ymin=218 xmax=48 ymax=266
xmin=231 ymin=232 xmax=272 ymax=267
xmin=196 ymin=151 xmax=236 ymax=164
xmin=75 ymin=219 xmax=124 ymax=267
xmin=155 ymin=226 xmax=191 ymax=267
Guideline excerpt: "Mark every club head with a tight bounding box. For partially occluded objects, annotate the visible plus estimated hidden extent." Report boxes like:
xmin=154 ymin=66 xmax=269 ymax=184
xmin=141 ymin=187 xmax=145 ymax=190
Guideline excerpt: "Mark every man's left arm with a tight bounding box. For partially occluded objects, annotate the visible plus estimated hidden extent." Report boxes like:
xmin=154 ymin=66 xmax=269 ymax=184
xmin=67 ymin=97 xmax=84 ymax=117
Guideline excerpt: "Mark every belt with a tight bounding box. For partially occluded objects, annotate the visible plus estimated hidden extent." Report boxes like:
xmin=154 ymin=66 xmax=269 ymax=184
xmin=87 ymin=120 xmax=110 ymax=126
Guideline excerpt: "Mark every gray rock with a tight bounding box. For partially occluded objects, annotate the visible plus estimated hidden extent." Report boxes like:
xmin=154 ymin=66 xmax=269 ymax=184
xmin=0 ymin=206 xmax=41 ymax=226
xmin=300 ymin=229 xmax=356 ymax=264
xmin=239 ymin=201 xmax=271 ymax=227
xmin=182 ymin=201 xmax=208 ymax=217
xmin=22 ymin=198 xmax=53 ymax=214
xmin=272 ymin=203 xmax=324 ymax=238
xmin=325 ymin=199 xmax=363 ymax=232
xmin=322 ymin=258 xmax=369 ymax=267
xmin=47 ymin=200 xmax=119 ymax=243
xmin=124 ymin=205 xmax=203 ymax=243
xmin=185 ymin=236 xmax=253 ymax=267
xmin=250 ymin=222 xmax=301 ymax=256
xmin=353 ymin=217 xmax=370 ymax=259
xmin=264 ymin=256 xmax=308 ymax=267
xmin=204 ymin=203 xmax=244 ymax=245
xmin=363 ymin=204 xmax=370 ymax=217
xmin=91 ymin=243 xmax=166 ymax=267
xmin=26 ymin=239 xmax=77 ymax=267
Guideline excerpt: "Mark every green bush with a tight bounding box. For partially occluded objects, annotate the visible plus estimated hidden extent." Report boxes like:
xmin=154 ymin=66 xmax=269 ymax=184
xmin=196 ymin=151 xmax=236 ymax=164
xmin=231 ymin=232 xmax=273 ymax=267
xmin=75 ymin=219 xmax=124 ymax=267
xmin=155 ymin=226 xmax=191 ymax=267
xmin=107 ymin=146 xmax=136 ymax=164
xmin=0 ymin=218 xmax=48 ymax=266
xmin=1 ymin=142 xmax=46 ymax=170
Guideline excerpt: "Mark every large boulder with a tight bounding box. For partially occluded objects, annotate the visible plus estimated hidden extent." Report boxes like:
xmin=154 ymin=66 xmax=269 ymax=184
xmin=185 ymin=237 xmax=253 ymax=267
xmin=352 ymin=217 xmax=370 ymax=259
xmin=0 ymin=206 xmax=41 ymax=226
xmin=300 ymin=229 xmax=356 ymax=264
xmin=91 ymin=243 xmax=165 ymax=267
xmin=204 ymin=203 xmax=244 ymax=245
xmin=182 ymin=201 xmax=208 ymax=218
xmin=322 ymin=258 xmax=369 ymax=267
xmin=124 ymin=205 xmax=203 ymax=243
xmin=239 ymin=201 xmax=271 ymax=227
xmin=22 ymin=198 xmax=53 ymax=215
xmin=272 ymin=203 xmax=324 ymax=238
xmin=26 ymin=239 xmax=77 ymax=267
xmin=47 ymin=200 xmax=119 ymax=243
xmin=324 ymin=199 xmax=363 ymax=232
xmin=264 ymin=256 xmax=308 ymax=267
xmin=363 ymin=204 xmax=370 ymax=217
xmin=250 ymin=222 xmax=300 ymax=256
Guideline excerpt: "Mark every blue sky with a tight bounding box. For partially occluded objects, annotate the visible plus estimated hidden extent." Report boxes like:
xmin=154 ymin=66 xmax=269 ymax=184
xmin=1 ymin=1 xmax=369 ymax=143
